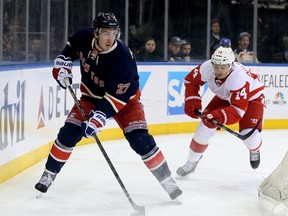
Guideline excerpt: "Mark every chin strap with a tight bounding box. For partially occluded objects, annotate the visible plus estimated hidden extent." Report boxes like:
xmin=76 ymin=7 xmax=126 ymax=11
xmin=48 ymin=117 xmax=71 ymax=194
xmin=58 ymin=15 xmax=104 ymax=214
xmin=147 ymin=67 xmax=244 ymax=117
xmin=228 ymin=62 xmax=234 ymax=71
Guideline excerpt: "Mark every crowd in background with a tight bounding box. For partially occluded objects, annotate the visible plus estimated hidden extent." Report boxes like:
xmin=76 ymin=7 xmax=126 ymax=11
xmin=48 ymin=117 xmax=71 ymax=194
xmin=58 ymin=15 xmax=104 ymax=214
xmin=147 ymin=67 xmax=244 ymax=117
xmin=127 ymin=1 xmax=288 ymax=63
xmin=133 ymin=19 xmax=288 ymax=63
xmin=1 ymin=0 xmax=288 ymax=65
xmin=130 ymin=14 xmax=288 ymax=63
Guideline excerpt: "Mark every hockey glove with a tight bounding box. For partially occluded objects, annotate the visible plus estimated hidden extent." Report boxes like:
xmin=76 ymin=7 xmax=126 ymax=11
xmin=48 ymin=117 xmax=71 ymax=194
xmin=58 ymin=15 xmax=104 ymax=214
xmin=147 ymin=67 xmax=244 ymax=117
xmin=202 ymin=109 xmax=226 ymax=129
xmin=81 ymin=110 xmax=106 ymax=138
xmin=185 ymin=96 xmax=202 ymax=119
xmin=52 ymin=55 xmax=73 ymax=89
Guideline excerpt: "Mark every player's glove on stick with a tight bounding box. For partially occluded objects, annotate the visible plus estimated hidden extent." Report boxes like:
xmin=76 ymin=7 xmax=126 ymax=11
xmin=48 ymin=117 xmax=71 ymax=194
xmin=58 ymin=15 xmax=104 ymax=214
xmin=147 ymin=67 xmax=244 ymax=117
xmin=202 ymin=109 xmax=227 ymax=129
xmin=81 ymin=110 xmax=106 ymax=138
xmin=52 ymin=55 xmax=73 ymax=89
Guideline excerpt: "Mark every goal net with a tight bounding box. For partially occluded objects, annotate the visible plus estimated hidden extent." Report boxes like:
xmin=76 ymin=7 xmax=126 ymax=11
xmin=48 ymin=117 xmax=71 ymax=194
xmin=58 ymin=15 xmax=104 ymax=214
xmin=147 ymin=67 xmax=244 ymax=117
xmin=259 ymin=151 xmax=288 ymax=215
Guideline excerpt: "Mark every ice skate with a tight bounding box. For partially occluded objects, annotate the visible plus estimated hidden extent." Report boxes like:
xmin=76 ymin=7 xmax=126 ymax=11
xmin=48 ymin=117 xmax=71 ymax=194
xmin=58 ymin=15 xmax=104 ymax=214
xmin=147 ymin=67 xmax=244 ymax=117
xmin=35 ymin=169 xmax=57 ymax=194
xmin=176 ymin=156 xmax=202 ymax=178
xmin=250 ymin=150 xmax=260 ymax=169
xmin=160 ymin=176 xmax=182 ymax=200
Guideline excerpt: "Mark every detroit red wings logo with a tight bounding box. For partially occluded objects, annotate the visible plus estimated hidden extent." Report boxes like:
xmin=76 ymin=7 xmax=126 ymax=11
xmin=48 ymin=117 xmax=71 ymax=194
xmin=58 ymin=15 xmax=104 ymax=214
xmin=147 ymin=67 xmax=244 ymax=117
xmin=215 ymin=79 xmax=222 ymax=86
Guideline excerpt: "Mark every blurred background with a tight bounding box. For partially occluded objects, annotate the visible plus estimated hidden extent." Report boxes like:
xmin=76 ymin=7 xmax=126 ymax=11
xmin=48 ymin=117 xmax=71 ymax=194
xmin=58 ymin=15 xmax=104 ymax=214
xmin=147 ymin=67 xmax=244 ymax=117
xmin=1 ymin=0 xmax=288 ymax=65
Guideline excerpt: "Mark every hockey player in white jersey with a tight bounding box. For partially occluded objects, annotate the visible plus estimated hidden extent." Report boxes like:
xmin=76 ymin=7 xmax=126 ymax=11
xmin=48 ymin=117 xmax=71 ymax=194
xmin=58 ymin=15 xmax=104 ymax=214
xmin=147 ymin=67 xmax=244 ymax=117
xmin=177 ymin=46 xmax=265 ymax=178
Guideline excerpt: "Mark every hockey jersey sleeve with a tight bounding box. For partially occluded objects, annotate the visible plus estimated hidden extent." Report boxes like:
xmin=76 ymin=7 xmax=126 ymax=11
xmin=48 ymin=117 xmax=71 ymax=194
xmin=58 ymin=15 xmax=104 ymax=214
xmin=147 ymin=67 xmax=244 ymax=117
xmin=61 ymin=44 xmax=80 ymax=61
xmin=61 ymin=28 xmax=94 ymax=61
xmin=184 ymin=64 xmax=206 ymax=99
xmin=184 ymin=65 xmax=205 ymax=104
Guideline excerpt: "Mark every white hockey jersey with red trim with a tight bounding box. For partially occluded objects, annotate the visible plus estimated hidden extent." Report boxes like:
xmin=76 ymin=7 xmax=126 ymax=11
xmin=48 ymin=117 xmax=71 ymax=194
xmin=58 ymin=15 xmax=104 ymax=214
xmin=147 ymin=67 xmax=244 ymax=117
xmin=185 ymin=60 xmax=265 ymax=122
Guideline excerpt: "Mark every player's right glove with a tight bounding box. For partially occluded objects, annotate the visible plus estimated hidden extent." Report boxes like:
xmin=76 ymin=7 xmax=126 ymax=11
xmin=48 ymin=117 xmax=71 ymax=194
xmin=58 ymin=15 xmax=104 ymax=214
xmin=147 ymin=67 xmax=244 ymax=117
xmin=184 ymin=81 xmax=202 ymax=119
xmin=81 ymin=110 xmax=106 ymax=138
xmin=185 ymin=96 xmax=202 ymax=119
xmin=52 ymin=55 xmax=73 ymax=89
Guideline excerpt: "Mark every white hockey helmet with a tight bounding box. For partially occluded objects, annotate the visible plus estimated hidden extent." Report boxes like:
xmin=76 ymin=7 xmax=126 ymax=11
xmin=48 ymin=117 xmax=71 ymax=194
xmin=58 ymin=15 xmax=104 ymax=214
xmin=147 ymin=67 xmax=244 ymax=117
xmin=211 ymin=46 xmax=235 ymax=68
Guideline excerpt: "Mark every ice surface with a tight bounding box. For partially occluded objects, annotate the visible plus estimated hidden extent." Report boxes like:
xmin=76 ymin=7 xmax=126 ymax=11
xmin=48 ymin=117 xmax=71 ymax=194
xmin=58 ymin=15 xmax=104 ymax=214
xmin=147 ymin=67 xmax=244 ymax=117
xmin=0 ymin=129 xmax=287 ymax=216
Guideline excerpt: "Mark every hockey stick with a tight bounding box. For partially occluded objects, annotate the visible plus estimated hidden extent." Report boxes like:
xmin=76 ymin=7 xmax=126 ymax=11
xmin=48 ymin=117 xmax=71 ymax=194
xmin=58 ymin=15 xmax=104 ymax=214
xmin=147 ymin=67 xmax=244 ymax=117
xmin=64 ymin=79 xmax=145 ymax=216
xmin=194 ymin=110 xmax=261 ymax=140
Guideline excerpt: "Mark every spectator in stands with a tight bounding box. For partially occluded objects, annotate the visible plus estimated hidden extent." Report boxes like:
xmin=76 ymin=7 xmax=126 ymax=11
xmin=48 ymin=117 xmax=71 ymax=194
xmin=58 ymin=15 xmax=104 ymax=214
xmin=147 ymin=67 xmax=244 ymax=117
xmin=220 ymin=38 xmax=231 ymax=48
xmin=210 ymin=19 xmax=221 ymax=55
xmin=257 ymin=24 xmax=275 ymax=63
xmin=50 ymin=26 xmax=66 ymax=60
xmin=234 ymin=32 xmax=259 ymax=63
xmin=3 ymin=11 xmax=14 ymax=61
xmin=28 ymin=38 xmax=42 ymax=62
xmin=168 ymin=36 xmax=185 ymax=62
xmin=135 ymin=37 xmax=162 ymax=61
xmin=181 ymin=39 xmax=192 ymax=62
xmin=273 ymin=35 xmax=288 ymax=63
xmin=3 ymin=31 xmax=13 ymax=61
xmin=283 ymin=36 xmax=288 ymax=62
xmin=128 ymin=25 xmax=142 ymax=55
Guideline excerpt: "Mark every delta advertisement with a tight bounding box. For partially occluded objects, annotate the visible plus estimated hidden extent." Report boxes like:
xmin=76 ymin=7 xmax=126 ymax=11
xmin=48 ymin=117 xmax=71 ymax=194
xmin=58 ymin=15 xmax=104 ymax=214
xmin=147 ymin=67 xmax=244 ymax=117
xmin=0 ymin=64 xmax=287 ymax=168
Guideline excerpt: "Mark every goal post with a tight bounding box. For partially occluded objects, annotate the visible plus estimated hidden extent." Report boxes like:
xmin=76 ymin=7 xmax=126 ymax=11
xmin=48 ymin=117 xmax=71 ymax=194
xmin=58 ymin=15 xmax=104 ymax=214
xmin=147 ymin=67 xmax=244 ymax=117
xmin=259 ymin=151 xmax=288 ymax=215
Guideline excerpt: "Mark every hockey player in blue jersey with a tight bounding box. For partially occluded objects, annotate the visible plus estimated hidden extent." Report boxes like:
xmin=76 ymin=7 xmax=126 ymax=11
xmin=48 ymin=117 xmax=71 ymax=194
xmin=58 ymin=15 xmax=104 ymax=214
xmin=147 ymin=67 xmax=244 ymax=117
xmin=35 ymin=12 xmax=182 ymax=200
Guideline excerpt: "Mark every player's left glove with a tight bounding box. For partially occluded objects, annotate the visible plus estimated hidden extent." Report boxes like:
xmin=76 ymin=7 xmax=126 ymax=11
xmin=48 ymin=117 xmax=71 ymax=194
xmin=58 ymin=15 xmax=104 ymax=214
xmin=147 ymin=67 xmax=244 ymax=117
xmin=81 ymin=110 xmax=106 ymax=138
xmin=202 ymin=109 xmax=226 ymax=129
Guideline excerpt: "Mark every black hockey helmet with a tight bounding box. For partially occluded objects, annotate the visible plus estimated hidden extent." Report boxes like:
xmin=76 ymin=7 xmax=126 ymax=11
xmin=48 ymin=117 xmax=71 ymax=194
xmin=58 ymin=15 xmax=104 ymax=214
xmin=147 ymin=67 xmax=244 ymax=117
xmin=93 ymin=12 xmax=119 ymax=30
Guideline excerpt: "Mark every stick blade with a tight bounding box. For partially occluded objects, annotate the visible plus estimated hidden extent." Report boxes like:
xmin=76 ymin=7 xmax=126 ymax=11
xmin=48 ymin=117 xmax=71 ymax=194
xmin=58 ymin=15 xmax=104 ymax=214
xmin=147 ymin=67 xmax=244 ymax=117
xmin=131 ymin=204 xmax=145 ymax=216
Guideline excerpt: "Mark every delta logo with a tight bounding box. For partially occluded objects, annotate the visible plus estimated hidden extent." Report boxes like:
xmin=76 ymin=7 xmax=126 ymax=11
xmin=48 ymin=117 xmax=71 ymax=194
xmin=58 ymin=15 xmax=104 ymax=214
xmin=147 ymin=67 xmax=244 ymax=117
xmin=37 ymin=84 xmax=76 ymax=129
xmin=37 ymin=87 xmax=45 ymax=129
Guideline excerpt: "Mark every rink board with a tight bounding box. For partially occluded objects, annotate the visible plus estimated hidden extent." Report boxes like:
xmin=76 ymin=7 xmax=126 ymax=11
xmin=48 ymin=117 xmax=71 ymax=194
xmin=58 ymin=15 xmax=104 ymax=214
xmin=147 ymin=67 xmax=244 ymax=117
xmin=0 ymin=63 xmax=288 ymax=183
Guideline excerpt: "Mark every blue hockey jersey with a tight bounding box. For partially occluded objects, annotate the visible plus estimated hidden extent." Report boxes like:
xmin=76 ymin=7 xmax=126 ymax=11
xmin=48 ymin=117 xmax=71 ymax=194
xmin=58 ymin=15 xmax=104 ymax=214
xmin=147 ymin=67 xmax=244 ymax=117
xmin=61 ymin=27 xmax=140 ymax=118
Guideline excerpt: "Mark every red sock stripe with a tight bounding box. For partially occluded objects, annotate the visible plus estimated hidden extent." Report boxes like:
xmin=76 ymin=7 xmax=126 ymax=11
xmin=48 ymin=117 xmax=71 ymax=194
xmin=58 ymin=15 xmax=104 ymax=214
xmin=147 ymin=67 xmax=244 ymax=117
xmin=49 ymin=142 xmax=72 ymax=162
xmin=250 ymin=140 xmax=262 ymax=151
xmin=190 ymin=138 xmax=208 ymax=153
xmin=143 ymin=149 xmax=165 ymax=170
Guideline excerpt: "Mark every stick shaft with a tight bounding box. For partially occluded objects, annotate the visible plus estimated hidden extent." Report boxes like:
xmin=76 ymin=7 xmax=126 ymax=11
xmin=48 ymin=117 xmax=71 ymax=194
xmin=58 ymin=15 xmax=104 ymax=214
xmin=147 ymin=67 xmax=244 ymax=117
xmin=64 ymin=80 xmax=144 ymax=213
xmin=194 ymin=110 xmax=260 ymax=140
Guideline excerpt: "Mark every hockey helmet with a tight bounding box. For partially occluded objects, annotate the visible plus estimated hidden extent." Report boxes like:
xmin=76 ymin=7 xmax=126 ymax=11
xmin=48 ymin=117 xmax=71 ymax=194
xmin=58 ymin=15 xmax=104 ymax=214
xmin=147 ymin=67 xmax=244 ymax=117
xmin=211 ymin=46 xmax=235 ymax=67
xmin=93 ymin=12 xmax=119 ymax=31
